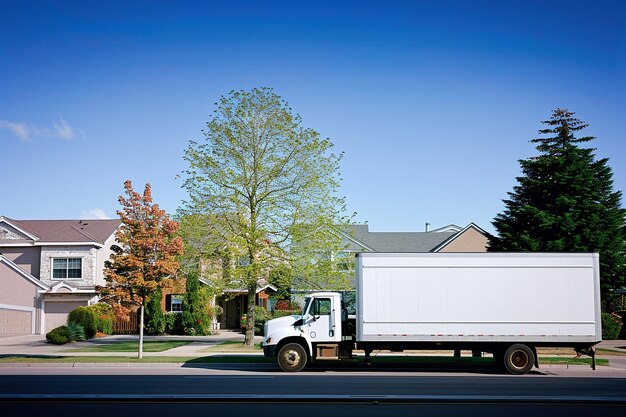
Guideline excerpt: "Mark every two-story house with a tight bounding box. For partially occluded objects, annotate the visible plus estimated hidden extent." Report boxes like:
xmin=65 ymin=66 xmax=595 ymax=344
xmin=0 ymin=216 xmax=121 ymax=334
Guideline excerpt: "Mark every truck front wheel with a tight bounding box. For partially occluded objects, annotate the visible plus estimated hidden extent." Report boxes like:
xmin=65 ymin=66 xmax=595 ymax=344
xmin=278 ymin=343 xmax=308 ymax=372
xmin=503 ymin=344 xmax=535 ymax=375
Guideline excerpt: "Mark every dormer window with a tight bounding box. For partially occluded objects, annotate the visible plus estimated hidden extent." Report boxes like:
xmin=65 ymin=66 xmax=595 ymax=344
xmin=52 ymin=258 xmax=82 ymax=279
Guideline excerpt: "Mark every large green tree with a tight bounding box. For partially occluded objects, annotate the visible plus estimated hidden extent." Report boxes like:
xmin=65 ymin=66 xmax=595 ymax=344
xmin=490 ymin=109 xmax=626 ymax=308
xmin=180 ymin=88 xmax=351 ymax=345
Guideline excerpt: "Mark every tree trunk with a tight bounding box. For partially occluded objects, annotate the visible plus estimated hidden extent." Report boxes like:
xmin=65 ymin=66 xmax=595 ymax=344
xmin=138 ymin=303 xmax=144 ymax=359
xmin=244 ymin=285 xmax=256 ymax=346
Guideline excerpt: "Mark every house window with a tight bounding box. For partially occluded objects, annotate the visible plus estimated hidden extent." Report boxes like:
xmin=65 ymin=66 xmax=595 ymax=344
xmin=170 ymin=295 xmax=184 ymax=312
xmin=52 ymin=258 xmax=82 ymax=279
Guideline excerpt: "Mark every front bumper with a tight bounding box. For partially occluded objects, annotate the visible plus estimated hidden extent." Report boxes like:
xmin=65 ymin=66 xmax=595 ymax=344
xmin=263 ymin=345 xmax=276 ymax=358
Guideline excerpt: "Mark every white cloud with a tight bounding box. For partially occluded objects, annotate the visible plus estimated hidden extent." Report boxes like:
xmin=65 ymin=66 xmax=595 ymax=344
xmin=0 ymin=117 xmax=84 ymax=141
xmin=0 ymin=120 xmax=30 ymax=140
xmin=80 ymin=208 xmax=111 ymax=219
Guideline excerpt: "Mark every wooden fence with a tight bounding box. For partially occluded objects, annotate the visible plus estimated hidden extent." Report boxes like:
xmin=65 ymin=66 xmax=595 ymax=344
xmin=113 ymin=312 xmax=139 ymax=334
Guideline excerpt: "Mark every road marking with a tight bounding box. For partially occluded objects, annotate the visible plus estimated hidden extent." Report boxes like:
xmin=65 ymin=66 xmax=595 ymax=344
xmin=184 ymin=376 xmax=276 ymax=379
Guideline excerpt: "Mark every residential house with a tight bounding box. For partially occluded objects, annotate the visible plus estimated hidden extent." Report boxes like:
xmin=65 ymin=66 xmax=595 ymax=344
xmin=0 ymin=216 xmax=121 ymax=334
xmin=298 ymin=222 xmax=491 ymax=289
xmin=196 ymin=256 xmax=277 ymax=330
xmin=340 ymin=223 xmax=489 ymax=254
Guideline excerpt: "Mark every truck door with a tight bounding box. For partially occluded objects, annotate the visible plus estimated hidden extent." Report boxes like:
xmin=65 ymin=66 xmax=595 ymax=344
xmin=306 ymin=297 xmax=334 ymax=341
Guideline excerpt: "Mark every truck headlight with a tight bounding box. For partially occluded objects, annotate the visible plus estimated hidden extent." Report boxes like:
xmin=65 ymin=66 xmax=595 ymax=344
xmin=265 ymin=337 xmax=272 ymax=345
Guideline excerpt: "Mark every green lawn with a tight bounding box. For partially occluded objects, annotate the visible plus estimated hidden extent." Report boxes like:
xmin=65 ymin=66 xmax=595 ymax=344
xmin=204 ymin=341 xmax=262 ymax=353
xmin=62 ymin=341 xmax=191 ymax=353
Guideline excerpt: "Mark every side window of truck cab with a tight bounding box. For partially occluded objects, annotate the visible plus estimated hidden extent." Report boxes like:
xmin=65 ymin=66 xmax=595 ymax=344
xmin=313 ymin=298 xmax=331 ymax=316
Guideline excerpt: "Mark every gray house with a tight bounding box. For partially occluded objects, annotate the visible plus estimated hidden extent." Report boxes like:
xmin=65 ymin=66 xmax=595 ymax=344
xmin=0 ymin=216 xmax=121 ymax=334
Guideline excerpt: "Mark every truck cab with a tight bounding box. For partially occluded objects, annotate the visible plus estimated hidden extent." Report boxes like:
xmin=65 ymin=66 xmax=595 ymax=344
xmin=263 ymin=292 xmax=349 ymax=372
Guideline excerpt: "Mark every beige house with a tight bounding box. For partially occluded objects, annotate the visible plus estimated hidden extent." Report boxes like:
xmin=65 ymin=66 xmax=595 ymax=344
xmin=0 ymin=216 xmax=121 ymax=334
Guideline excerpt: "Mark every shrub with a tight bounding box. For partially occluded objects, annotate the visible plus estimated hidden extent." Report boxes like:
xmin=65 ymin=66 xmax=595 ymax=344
xmin=68 ymin=306 xmax=98 ymax=339
xmin=46 ymin=326 xmax=70 ymax=345
xmin=85 ymin=303 xmax=114 ymax=335
xmin=164 ymin=312 xmax=183 ymax=335
xmin=254 ymin=306 xmax=270 ymax=336
xmin=274 ymin=299 xmax=300 ymax=311
xmin=602 ymin=312 xmax=622 ymax=340
xmin=271 ymin=309 xmax=301 ymax=319
xmin=66 ymin=322 xmax=86 ymax=341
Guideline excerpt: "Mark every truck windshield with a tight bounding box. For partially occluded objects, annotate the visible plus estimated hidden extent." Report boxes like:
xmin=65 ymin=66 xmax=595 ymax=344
xmin=302 ymin=297 xmax=311 ymax=317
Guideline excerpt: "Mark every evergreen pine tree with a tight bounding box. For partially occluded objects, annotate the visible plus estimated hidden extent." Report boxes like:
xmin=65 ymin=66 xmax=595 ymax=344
xmin=491 ymin=109 xmax=626 ymax=308
xmin=182 ymin=270 xmax=210 ymax=335
xmin=144 ymin=288 xmax=165 ymax=335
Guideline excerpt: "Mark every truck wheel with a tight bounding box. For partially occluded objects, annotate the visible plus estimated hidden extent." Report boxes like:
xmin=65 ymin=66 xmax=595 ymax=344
xmin=503 ymin=344 xmax=535 ymax=375
xmin=278 ymin=343 xmax=308 ymax=372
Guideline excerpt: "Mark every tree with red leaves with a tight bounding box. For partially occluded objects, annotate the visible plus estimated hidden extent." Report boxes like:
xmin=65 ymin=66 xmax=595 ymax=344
xmin=99 ymin=180 xmax=183 ymax=358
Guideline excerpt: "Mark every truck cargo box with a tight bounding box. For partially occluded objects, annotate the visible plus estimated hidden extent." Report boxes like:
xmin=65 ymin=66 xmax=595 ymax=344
xmin=356 ymin=252 xmax=601 ymax=344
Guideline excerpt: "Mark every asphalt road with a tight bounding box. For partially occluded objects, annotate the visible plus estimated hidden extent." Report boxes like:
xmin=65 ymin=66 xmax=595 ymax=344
xmin=1 ymin=364 xmax=625 ymax=417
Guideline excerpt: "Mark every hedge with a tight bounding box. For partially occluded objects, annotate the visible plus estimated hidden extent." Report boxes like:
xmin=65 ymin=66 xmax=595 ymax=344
xmin=602 ymin=312 xmax=622 ymax=340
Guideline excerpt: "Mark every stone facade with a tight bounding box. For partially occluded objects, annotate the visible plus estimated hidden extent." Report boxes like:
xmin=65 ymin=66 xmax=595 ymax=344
xmin=0 ymin=223 xmax=30 ymax=241
xmin=39 ymin=245 xmax=98 ymax=287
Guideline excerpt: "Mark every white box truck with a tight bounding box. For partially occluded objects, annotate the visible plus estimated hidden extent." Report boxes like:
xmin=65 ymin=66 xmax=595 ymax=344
xmin=262 ymin=252 xmax=602 ymax=374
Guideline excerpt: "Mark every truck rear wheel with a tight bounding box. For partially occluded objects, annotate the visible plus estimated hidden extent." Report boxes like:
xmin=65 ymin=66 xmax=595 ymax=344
xmin=503 ymin=344 xmax=535 ymax=375
xmin=278 ymin=343 xmax=308 ymax=372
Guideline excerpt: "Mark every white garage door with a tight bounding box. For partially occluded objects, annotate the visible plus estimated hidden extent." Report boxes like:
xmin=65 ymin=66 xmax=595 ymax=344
xmin=0 ymin=308 xmax=33 ymax=334
xmin=44 ymin=301 xmax=86 ymax=332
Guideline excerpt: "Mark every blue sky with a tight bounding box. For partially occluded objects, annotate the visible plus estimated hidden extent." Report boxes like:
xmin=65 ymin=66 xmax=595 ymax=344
xmin=1 ymin=0 xmax=625 ymax=234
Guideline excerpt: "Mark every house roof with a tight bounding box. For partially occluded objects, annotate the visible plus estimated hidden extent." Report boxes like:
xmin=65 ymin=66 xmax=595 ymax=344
xmin=341 ymin=224 xmax=456 ymax=252
xmin=340 ymin=223 xmax=487 ymax=253
xmin=0 ymin=217 xmax=121 ymax=246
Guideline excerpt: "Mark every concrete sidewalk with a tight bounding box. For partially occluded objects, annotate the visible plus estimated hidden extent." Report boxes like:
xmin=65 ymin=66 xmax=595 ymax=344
xmin=0 ymin=331 xmax=263 ymax=358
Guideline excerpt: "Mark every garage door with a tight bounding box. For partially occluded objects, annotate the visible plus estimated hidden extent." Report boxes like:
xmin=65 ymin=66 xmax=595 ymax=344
xmin=44 ymin=301 xmax=86 ymax=332
xmin=0 ymin=308 xmax=32 ymax=334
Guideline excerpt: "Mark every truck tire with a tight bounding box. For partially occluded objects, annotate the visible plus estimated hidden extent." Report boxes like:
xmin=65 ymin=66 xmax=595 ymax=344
xmin=278 ymin=343 xmax=308 ymax=372
xmin=503 ymin=344 xmax=535 ymax=375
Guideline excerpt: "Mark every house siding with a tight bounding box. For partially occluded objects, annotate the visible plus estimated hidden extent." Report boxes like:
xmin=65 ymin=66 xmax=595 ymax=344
xmin=0 ymin=262 xmax=39 ymax=308
xmin=438 ymin=227 xmax=489 ymax=252
xmin=0 ymin=247 xmax=41 ymax=277
xmin=95 ymin=233 xmax=118 ymax=286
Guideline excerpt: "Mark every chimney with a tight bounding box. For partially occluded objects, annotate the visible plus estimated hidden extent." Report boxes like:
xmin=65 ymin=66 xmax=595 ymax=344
xmin=425 ymin=222 xmax=430 ymax=232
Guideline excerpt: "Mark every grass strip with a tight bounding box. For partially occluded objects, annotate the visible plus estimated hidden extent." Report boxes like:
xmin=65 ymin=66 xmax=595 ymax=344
xmin=203 ymin=341 xmax=262 ymax=352
xmin=62 ymin=341 xmax=191 ymax=353
xmin=596 ymin=348 xmax=626 ymax=356
xmin=539 ymin=357 xmax=608 ymax=366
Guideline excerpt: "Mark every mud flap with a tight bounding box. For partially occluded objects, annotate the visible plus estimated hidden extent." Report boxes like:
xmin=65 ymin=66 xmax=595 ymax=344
xmin=575 ymin=346 xmax=596 ymax=370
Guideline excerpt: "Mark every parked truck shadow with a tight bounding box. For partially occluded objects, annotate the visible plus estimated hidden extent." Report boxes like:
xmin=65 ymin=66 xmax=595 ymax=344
xmin=181 ymin=356 xmax=546 ymax=375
